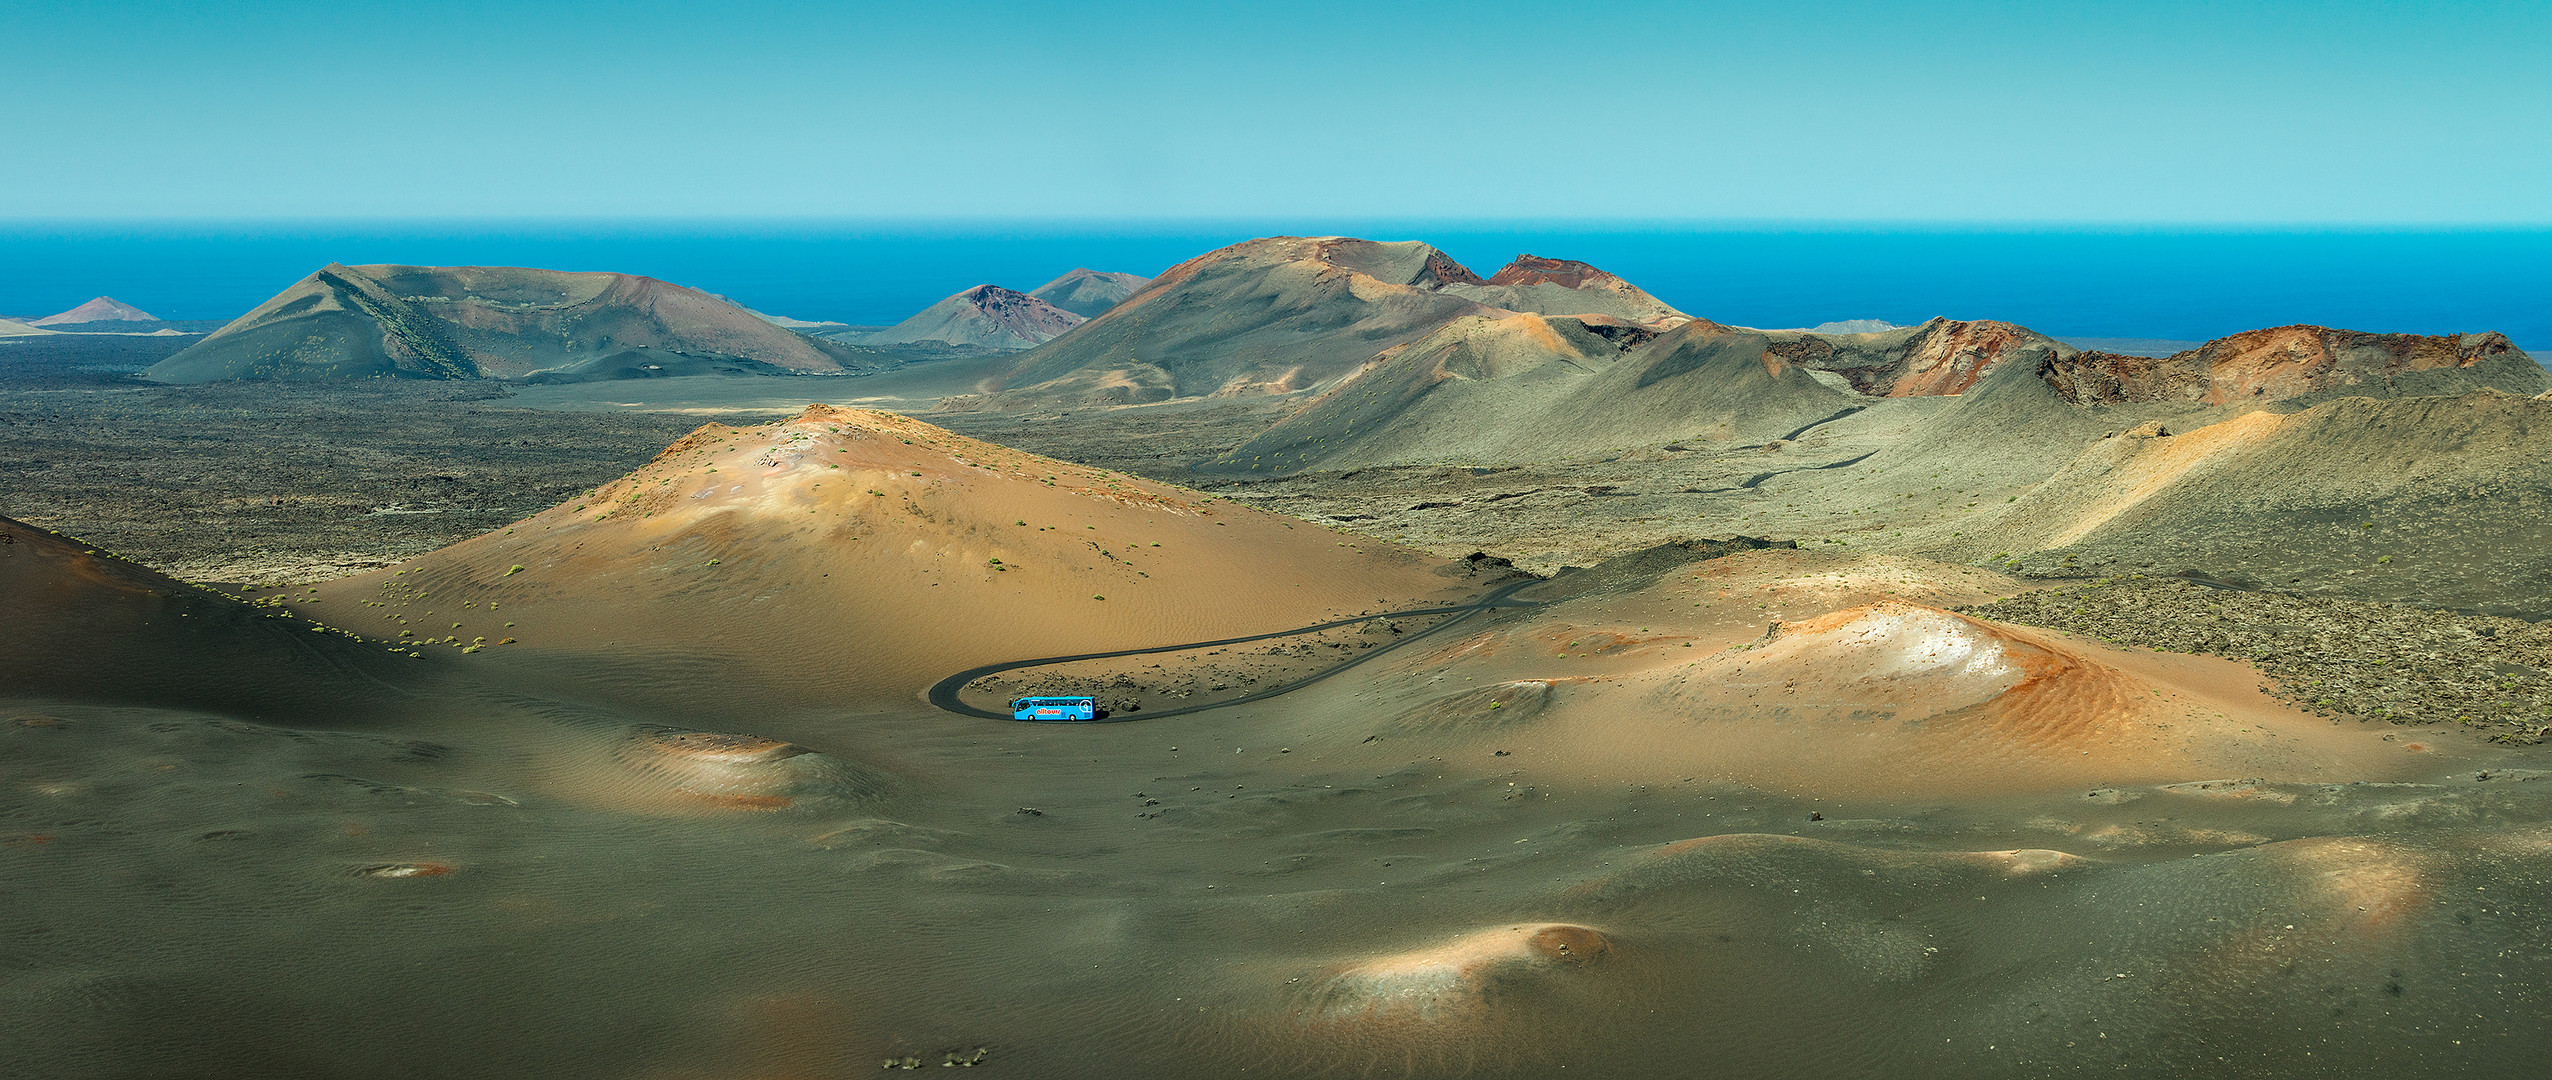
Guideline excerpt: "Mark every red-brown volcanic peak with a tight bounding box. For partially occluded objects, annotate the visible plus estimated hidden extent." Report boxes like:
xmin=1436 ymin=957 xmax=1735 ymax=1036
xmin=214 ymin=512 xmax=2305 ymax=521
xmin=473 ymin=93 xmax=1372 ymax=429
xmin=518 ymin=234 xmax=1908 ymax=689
xmin=306 ymin=405 xmax=1481 ymax=712
xmin=2043 ymin=325 xmax=2542 ymax=405
xmin=866 ymin=285 xmax=1083 ymax=350
xmin=1766 ymin=317 xmax=2055 ymax=397
xmin=1484 ymin=255 xmax=1615 ymax=290
xmin=31 ymin=296 xmax=158 ymax=326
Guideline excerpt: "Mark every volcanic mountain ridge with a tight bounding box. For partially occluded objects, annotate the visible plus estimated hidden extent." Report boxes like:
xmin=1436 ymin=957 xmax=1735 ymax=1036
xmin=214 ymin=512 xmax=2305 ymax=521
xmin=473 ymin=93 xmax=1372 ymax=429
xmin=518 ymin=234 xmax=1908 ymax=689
xmin=144 ymin=264 xmax=886 ymax=383
xmin=941 ymin=237 xmax=1696 ymax=412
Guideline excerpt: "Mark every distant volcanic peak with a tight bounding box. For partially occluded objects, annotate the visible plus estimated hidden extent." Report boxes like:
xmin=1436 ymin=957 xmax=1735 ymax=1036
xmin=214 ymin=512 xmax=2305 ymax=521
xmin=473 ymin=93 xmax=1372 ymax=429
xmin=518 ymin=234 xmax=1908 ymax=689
xmin=1413 ymin=248 xmax=1488 ymax=288
xmin=2043 ymin=323 xmax=2529 ymax=406
xmin=151 ymin=261 xmax=858 ymax=383
xmin=1484 ymin=254 xmax=1617 ymax=289
xmin=1026 ymin=268 xmax=1151 ymax=318
xmin=31 ymin=296 xmax=158 ymax=325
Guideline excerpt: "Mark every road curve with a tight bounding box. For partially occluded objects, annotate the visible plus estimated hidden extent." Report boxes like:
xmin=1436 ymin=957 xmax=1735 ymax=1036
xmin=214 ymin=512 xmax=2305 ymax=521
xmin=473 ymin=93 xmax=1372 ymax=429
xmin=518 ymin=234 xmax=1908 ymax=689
xmin=926 ymin=577 xmax=1547 ymax=723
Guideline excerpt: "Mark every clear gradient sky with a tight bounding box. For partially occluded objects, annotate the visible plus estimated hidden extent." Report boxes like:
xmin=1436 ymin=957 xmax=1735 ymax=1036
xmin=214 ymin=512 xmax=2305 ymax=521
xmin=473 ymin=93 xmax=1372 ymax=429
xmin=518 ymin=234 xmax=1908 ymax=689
xmin=5 ymin=0 xmax=2548 ymax=222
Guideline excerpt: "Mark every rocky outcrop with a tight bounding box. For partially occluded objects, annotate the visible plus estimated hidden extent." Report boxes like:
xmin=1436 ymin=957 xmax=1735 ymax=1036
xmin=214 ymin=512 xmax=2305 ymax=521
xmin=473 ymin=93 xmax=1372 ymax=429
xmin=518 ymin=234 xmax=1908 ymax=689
xmin=1440 ymin=254 xmax=1688 ymax=326
xmin=1764 ymin=318 xmax=2062 ymax=397
xmin=2041 ymin=326 xmax=2544 ymax=405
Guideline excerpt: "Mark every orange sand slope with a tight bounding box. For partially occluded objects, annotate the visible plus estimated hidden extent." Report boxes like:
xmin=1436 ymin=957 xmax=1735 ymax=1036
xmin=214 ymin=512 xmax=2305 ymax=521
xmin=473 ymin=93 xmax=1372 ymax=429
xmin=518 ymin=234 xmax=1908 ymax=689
xmin=304 ymin=406 xmax=1489 ymax=710
xmin=1309 ymin=549 xmax=2432 ymax=797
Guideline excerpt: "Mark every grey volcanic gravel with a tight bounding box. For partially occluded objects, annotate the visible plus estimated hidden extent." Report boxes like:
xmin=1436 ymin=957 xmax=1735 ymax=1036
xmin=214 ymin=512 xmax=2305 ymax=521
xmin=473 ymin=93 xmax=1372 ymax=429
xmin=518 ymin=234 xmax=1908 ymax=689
xmin=1964 ymin=578 xmax=2552 ymax=741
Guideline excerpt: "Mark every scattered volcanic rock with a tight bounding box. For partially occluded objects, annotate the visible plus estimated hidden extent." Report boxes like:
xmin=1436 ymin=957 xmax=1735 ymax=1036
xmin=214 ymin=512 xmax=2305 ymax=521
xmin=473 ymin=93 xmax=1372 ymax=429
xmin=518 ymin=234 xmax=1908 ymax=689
xmin=1026 ymin=268 xmax=1151 ymax=318
xmin=862 ymin=285 xmax=1084 ymax=351
xmin=143 ymin=264 xmax=880 ymax=383
xmin=1766 ymin=318 xmax=2063 ymax=398
xmin=30 ymin=296 xmax=158 ymax=326
xmin=2040 ymin=326 xmax=2544 ymax=406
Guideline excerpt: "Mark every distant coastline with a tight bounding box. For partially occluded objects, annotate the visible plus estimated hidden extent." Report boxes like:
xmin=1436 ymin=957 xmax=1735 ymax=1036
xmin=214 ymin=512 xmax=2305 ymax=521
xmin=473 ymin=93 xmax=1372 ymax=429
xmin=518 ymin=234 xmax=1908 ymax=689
xmin=3 ymin=223 xmax=2546 ymax=354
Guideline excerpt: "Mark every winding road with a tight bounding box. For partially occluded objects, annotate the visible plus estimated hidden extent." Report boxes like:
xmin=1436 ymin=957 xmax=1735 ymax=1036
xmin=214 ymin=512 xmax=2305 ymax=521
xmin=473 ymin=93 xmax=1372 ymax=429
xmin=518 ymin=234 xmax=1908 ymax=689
xmin=926 ymin=577 xmax=1547 ymax=722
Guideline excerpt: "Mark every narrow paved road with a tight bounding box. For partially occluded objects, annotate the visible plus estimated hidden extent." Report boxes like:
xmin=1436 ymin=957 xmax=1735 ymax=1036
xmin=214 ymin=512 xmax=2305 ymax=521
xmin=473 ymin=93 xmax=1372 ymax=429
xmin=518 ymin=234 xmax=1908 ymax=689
xmin=927 ymin=577 xmax=1546 ymax=722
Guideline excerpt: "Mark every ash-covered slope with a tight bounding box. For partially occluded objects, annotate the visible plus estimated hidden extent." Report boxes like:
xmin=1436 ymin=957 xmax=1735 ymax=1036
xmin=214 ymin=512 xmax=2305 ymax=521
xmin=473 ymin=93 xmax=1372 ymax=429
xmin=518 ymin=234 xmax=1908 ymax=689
xmin=31 ymin=296 xmax=158 ymax=326
xmin=145 ymin=264 xmax=882 ymax=383
xmin=1214 ymin=317 xmax=2065 ymax=473
xmin=0 ymin=515 xmax=402 ymax=716
xmin=1027 ymin=268 xmax=1151 ymax=318
xmin=302 ymin=405 xmax=1488 ymax=711
xmin=0 ymin=318 xmax=54 ymax=338
xmin=946 ymin=237 xmax=1696 ymax=411
xmin=862 ymin=285 xmax=1084 ymax=350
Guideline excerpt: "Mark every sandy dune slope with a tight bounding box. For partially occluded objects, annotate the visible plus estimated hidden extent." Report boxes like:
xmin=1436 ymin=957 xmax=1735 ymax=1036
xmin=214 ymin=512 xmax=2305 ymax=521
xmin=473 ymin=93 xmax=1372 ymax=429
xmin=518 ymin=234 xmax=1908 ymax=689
xmin=298 ymin=405 xmax=1494 ymax=712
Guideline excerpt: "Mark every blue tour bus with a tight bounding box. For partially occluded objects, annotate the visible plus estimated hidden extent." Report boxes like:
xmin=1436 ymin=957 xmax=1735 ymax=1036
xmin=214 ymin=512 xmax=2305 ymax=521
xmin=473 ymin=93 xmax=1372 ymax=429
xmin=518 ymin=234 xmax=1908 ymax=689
xmin=1012 ymin=696 xmax=1099 ymax=721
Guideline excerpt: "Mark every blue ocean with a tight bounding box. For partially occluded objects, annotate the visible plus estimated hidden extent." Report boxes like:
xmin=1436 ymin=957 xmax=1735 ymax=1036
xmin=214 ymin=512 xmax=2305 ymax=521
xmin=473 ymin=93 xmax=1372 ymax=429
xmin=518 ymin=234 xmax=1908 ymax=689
xmin=3 ymin=221 xmax=2546 ymax=352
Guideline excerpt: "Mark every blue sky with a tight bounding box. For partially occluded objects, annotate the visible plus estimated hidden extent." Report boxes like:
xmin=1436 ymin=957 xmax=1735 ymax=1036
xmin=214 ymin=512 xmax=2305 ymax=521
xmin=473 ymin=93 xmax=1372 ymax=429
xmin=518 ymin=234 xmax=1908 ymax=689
xmin=5 ymin=0 xmax=2549 ymax=222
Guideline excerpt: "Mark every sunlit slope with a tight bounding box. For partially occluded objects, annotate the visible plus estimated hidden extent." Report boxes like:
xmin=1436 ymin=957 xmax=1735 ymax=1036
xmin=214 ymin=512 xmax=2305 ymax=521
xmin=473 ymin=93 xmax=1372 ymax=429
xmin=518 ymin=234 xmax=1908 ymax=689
xmin=303 ymin=405 xmax=1485 ymax=709
xmin=1229 ymin=546 xmax=2424 ymax=797
xmin=0 ymin=515 xmax=400 ymax=716
xmin=146 ymin=264 xmax=880 ymax=383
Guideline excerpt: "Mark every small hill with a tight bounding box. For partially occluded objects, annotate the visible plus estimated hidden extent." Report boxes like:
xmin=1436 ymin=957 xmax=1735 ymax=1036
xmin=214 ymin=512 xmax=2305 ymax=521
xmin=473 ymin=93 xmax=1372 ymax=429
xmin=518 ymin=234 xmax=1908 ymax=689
xmin=1027 ymin=268 xmax=1151 ymax=318
xmin=144 ymin=264 xmax=883 ymax=383
xmin=1804 ymin=319 xmax=1901 ymax=334
xmin=0 ymin=318 xmax=55 ymax=338
xmin=300 ymin=405 xmax=1492 ymax=713
xmin=943 ymin=237 xmax=1702 ymax=412
xmin=861 ymin=285 xmax=1083 ymax=351
xmin=0 ymin=515 xmax=401 ymax=716
xmin=30 ymin=296 xmax=157 ymax=326
xmin=1955 ymin=391 xmax=2552 ymax=615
